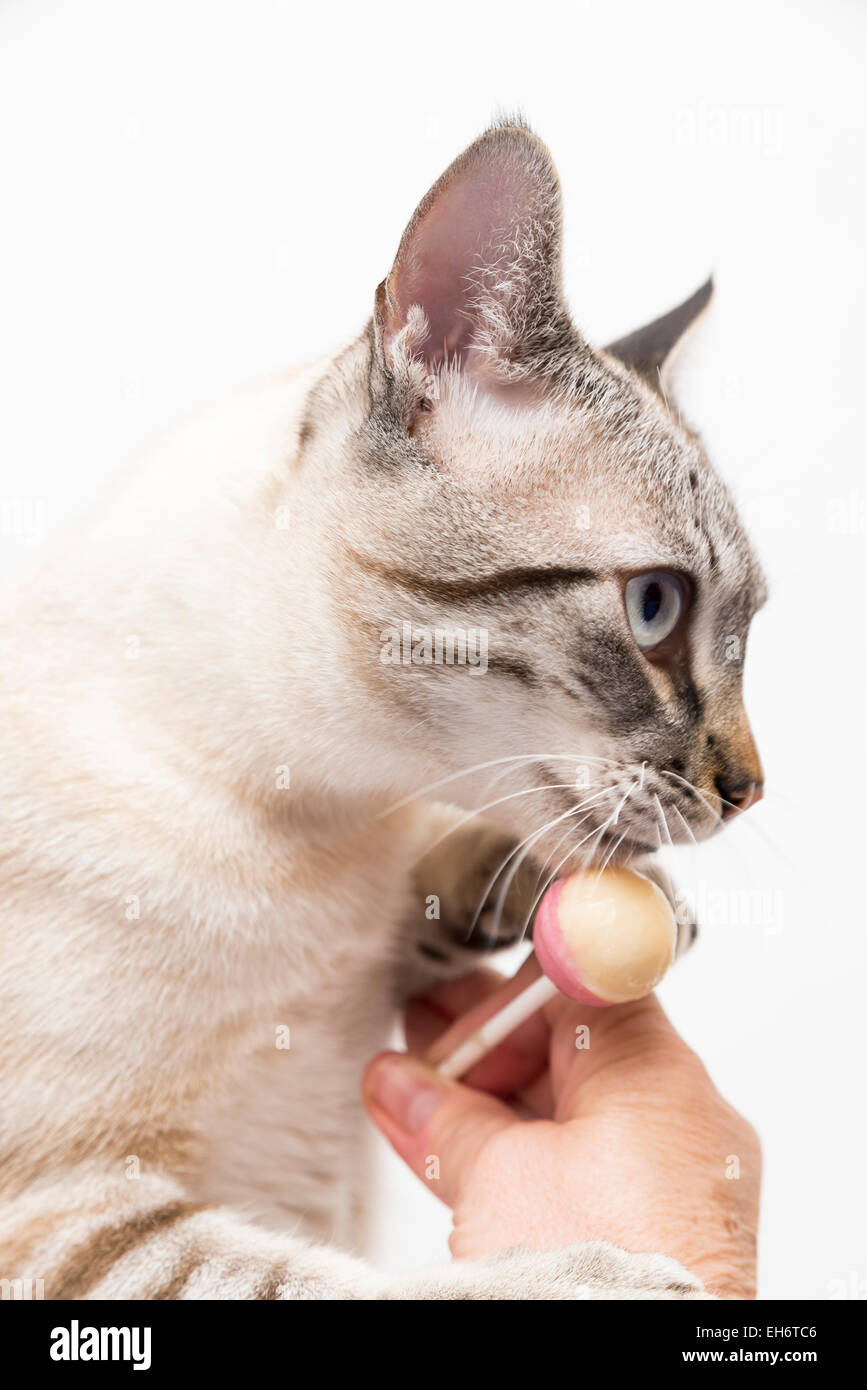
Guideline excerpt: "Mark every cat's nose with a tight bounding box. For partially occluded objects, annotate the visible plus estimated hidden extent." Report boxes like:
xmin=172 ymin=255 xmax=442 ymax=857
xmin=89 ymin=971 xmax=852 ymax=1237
xmin=716 ymin=777 xmax=763 ymax=820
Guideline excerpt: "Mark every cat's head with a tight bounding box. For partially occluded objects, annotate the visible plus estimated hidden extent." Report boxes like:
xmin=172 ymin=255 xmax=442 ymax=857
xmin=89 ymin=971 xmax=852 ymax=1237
xmin=312 ymin=121 xmax=764 ymax=863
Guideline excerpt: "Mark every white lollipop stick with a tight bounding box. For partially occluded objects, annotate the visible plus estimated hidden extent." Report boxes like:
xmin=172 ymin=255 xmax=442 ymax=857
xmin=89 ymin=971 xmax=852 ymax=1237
xmin=437 ymin=974 xmax=558 ymax=1079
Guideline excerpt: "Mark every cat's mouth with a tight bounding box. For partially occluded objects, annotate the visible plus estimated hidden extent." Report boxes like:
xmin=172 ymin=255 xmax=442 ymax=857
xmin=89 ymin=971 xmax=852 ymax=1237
xmin=526 ymin=763 xmax=724 ymax=866
xmin=528 ymin=812 xmax=658 ymax=869
xmin=595 ymin=827 xmax=657 ymax=858
xmin=536 ymin=775 xmax=715 ymax=861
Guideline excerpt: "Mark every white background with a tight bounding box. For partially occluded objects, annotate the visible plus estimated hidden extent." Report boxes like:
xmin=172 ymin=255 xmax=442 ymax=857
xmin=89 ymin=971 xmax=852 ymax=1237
xmin=1 ymin=0 xmax=865 ymax=1299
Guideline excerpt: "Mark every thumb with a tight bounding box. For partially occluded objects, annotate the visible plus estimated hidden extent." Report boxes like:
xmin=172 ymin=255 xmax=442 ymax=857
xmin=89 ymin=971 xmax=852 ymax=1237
xmin=546 ymin=992 xmax=701 ymax=1122
xmin=362 ymin=1051 xmax=515 ymax=1208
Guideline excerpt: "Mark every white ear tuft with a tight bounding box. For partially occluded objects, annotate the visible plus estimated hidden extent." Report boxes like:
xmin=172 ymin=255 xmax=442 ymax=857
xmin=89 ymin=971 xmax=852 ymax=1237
xmin=377 ymin=123 xmax=564 ymax=381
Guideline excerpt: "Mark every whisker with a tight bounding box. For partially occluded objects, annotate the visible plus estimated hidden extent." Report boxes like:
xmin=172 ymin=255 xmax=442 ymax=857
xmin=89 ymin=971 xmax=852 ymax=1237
xmin=670 ymin=803 xmax=698 ymax=846
xmin=590 ymin=781 xmax=638 ymax=889
xmin=531 ymin=816 xmax=581 ymax=895
xmin=377 ymin=751 xmax=628 ymax=818
xmin=611 ymin=778 xmax=638 ymax=827
xmin=411 ymin=781 xmax=586 ymax=861
xmin=653 ymin=792 xmax=674 ymax=847
xmin=488 ymin=786 xmax=627 ymax=939
xmin=660 ymin=767 xmax=791 ymax=864
xmin=516 ymin=801 xmax=623 ymax=941
xmin=591 ymin=828 xmax=629 ymax=888
xmin=659 ymin=769 xmax=720 ymax=825
xmin=465 ymin=787 xmax=618 ymax=942
xmin=533 ymin=806 xmax=603 ymax=892
xmin=528 ymin=762 xmax=646 ymax=894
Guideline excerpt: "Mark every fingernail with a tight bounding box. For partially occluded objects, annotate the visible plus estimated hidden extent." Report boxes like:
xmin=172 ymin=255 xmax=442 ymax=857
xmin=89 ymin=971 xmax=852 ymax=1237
xmin=365 ymin=1053 xmax=443 ymax=1133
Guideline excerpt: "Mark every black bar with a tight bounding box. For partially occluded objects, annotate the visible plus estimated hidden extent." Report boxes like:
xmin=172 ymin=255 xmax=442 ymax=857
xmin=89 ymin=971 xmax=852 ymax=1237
xmin=5 ymin=1297 xmax=860 ymax=1375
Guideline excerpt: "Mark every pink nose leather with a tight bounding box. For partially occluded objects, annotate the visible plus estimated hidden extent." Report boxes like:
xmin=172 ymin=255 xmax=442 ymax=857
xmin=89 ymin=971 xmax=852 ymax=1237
xmin=719 ymin=780 xmax=763 ymax=820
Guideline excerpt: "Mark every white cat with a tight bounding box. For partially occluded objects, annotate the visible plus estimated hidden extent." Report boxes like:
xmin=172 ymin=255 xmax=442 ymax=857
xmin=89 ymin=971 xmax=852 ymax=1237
xmin=0 ymin=121 xmax=761 ymax=1298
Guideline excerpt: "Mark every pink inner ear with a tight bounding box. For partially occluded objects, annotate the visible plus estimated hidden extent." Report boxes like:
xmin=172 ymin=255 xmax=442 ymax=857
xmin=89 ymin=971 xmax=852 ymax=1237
xmin=385 ymin=146 xmax=548 ymax=373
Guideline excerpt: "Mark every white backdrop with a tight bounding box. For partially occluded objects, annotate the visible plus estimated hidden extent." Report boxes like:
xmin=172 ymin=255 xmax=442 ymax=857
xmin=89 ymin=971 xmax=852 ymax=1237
xmin=1 ymin=0 xmax=865 ymax=1300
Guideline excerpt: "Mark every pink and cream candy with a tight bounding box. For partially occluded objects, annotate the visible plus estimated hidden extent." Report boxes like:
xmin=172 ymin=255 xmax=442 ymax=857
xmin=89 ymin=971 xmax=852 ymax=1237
xmin=533 ymin=866 xmax=676 ymax=1006
xmin=437 ymin=866 xmax=677 ymax=1079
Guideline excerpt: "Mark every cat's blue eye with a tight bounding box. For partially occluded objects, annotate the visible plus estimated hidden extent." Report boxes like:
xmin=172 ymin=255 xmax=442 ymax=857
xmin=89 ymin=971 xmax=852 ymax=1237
xmin=624 ymin=571 xmax=686 ymax=652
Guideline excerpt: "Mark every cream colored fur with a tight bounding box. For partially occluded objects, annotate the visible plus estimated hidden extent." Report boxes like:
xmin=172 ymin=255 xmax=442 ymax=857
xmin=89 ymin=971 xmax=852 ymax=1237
xmin=0 ymin=363 xmax=707 ymax=1299
xmin=0 ymin=121 xmax=749 ymax=1298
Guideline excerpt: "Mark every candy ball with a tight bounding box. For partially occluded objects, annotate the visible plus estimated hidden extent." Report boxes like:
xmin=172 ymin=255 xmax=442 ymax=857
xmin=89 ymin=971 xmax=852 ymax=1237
xmin=534 ymin=866 xmax=676 ymax=1006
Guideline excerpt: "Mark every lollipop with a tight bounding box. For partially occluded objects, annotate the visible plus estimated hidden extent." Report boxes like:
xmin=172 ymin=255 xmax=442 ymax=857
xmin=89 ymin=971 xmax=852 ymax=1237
xmin=437 ymin=866 xmax=677 ymax=1079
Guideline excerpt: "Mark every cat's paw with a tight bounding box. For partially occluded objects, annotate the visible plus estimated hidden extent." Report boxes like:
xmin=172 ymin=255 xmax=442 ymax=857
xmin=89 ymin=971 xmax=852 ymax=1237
xmin=384 ymin=1241 xmax=710 ymax=1301
xmin=396 ymin=811 xmax=542 ymax=995
xmin=414 ymin=812 xmax=542 ymax=950
xmin=630 ymin=855 xmax=699 ymax=959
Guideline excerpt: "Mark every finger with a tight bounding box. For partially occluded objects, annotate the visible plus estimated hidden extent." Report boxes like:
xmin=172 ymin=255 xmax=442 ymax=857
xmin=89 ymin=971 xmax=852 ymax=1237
xmin=407 ymin=994 xmax=553 ymax=1104
xmin=518 ymin=1069 xmax=556 ymax=1118
xmin=414 ymin=966 xmax=512 ymax=1022
xmin=404 ymin=998 xmax=449 ymax=1056
xmin=362 ymin=1050 xmax=516 ymax=1207
xmin=544 ymin=992 xmax=700 ymax=1122
xmin=424 ymin=954 xmax=541 ymax=1065
xmin=404 ymin=967 xmax=508 ymax=1055
xmin=424 ymin=955 xmax=552 ymax=1098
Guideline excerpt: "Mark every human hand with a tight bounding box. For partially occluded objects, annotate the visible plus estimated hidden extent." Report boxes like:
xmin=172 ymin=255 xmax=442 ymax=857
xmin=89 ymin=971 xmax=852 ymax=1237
xmin=362 ymin=957 xmax=760 ymax=1299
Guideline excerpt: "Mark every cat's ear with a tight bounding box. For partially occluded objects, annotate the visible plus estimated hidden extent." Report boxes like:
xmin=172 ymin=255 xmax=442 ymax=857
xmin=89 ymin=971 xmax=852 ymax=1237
xmin=605 ymin=278 xmax=713 ymax=394
xmin=375 ymin=122 xmax=563 ymax=383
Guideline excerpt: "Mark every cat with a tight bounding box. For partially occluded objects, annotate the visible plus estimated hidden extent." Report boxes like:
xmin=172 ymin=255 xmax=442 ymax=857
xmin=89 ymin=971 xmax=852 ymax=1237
xmin=0 ymin=120 xmax=764 ymax=1299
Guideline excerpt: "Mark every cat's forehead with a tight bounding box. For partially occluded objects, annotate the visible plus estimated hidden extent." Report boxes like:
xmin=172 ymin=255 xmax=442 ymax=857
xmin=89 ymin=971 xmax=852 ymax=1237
xmin=424 ymin=364 xmax=765 ymax=613
xmin=432 ymin=354 xmax=696 ymax=488
xmin=432 ymin=369 xmax=711 ymax=530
